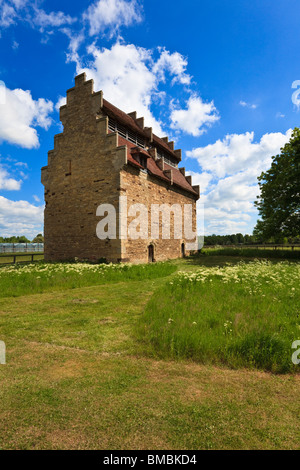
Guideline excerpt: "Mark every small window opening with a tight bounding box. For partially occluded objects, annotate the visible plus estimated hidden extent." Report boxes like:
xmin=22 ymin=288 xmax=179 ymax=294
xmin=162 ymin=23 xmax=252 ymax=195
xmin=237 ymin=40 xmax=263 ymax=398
xmin=65 ymin=160 xmax=71 ymax=176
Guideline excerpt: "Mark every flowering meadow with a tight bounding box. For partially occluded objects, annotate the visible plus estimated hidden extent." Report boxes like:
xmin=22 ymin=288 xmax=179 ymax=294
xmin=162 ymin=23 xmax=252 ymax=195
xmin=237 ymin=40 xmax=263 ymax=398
xmin=1 ymin=256 xmax=300 ymax=449
xmin=0 ymin=261 xmax=176 ymax=298
xmin=138 ymin=260 xmax=300 ymax=373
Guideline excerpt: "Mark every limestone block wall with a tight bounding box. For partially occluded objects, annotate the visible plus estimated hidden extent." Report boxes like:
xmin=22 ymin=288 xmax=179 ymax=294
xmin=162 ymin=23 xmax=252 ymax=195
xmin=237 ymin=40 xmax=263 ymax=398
xmin=42 ymin=72 xmax=198 ymax=263
xmin=120 ymin=165 xmax=198 ymax=263
xmin=42 ymin=73 xmax=126 ymax=262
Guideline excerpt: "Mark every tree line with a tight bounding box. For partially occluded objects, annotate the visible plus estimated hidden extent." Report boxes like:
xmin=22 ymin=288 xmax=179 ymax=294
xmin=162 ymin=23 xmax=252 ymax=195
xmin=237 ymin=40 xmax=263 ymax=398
xmin=1 ymin=127 xmax=299 ymax=249
xmin=206 ymin=127 xmax=300 ymax=245
xmin=0 ymin=234 xmax=44 ymax=243
xmin=254 ymin=127 xmax=300 ymax=241
xmin=203 ymin=234 xmax=300 ymax=246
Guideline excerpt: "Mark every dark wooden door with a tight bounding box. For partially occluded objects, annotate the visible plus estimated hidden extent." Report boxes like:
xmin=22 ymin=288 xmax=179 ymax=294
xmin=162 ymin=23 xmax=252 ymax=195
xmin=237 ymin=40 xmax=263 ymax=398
xmin=181 ymin=243 xmax=185 ymax=257
xmin=148 ymin=245 xmax=154 ymax=262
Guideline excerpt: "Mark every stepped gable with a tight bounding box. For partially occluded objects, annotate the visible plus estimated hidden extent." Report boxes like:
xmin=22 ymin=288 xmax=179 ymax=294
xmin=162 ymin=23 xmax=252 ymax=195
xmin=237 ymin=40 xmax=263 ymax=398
xmin=42 ymin=72 xmax=199 ymax=263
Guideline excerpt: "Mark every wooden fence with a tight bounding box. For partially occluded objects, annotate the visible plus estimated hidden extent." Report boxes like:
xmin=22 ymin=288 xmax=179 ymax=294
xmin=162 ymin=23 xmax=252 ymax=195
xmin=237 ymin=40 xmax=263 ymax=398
xmin=0 ymin=253 xmax=44 ymax=265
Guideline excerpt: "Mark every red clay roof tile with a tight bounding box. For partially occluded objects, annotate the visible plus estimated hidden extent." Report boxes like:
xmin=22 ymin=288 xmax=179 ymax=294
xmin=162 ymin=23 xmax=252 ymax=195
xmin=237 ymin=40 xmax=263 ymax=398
xmin=103 ymin=98 xmax=180 ymax=162
xmin=116 ymin=135 xmax=198 ymax=197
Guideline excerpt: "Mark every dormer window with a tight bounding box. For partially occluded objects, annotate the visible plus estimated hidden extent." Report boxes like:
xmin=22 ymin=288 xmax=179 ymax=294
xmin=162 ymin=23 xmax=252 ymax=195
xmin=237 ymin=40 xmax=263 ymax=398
xmin=131 ymin=147 xmax=149 ymax=169
xmin=155 ymin=148 xmax=178 ymax=168
xmin=134 ymin=154 xmax=147 ymax=168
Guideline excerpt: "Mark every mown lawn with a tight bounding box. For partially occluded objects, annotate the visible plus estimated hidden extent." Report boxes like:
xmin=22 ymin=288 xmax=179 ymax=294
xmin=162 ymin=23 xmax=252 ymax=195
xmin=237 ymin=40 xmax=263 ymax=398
xmin=0 ymin=256 xmax=299 ymax=450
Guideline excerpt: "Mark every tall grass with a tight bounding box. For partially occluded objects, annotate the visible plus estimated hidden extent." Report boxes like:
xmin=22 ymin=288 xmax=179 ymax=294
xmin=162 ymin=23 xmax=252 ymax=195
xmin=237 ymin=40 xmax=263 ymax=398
xmin=0 ymin=261 xmax=176 ymax=298
xmin=137 ymin=260 xmax=300 ymax=373
xmin=201 ymin=247 xmax=300 ymax=260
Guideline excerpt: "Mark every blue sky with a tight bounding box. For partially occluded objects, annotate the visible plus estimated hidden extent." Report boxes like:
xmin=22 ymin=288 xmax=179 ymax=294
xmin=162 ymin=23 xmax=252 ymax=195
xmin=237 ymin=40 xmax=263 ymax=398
xmin=0 ymin=0 xmax=299 ymax=237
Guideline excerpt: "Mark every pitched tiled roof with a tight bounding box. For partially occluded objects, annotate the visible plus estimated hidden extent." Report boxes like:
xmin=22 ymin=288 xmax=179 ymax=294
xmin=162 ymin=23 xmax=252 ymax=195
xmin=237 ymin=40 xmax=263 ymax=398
xmin=102 ymin=99 xmax=180 ymax=162
xmin=103 ymin=99 xmax=145 ymax=137
xmin=164 ymin=163 xmax=198 ymax=194
xmin=117 ymin=135 xmax=198 ymax=197
xmin=118 ymin=135 xmax=144 ymax=170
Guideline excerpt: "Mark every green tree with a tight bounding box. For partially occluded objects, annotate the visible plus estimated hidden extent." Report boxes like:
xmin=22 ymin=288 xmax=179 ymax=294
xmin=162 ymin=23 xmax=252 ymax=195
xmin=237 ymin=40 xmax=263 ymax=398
xmin=0 ymin=236 xmax=30 ymax=243
xmin=18 ymin=236 xmax=31 ymax=243
xmin=254 ymin=127 xmax=300 ymax=240
xmin=32 ymin=234 xmax=44 ymax=243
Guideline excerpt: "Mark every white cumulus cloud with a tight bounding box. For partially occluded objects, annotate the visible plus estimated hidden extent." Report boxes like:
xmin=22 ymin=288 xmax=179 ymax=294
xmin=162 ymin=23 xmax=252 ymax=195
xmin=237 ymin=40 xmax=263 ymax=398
xmin=187 ymin=130 xmax=292 ymax=178
xmin=0 ymin=1 xmax=76 ymax=33
xmin=78 ymin=42 xmax=162 ymax=133
xmin=32 ymin=7 xmax=76 ymax=30
xmin=170 ymin=95 xmax=219 ymax=137
xmin=55 ymin=95 xmax=67 ymax=112
xmin=0 ymin=164 xmax=21 ymax=190
xmin=0 ymin=195 xmax=44 ymax=237
xmin=186 ymin=170 xmax=213 ymax=195
xmin=83 ymin=0 xmax=142 ymax=36
xmin=152 ymin=48 xmax=191 ymax=85
xmin=187 ymin=130 xmax=292 ymax=234
xmin=74 ymin=42 xmax=197 ymax=135
xmin=0 ymin=83 xmax=53 ymax=148
xmin=0 ymin=1 xmax=17 ymax=27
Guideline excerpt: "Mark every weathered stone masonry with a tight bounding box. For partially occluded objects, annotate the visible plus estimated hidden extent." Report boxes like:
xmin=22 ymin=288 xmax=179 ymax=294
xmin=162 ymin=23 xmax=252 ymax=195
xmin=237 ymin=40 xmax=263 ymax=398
xmin=41 ymin=73 xmax=200 ymax=263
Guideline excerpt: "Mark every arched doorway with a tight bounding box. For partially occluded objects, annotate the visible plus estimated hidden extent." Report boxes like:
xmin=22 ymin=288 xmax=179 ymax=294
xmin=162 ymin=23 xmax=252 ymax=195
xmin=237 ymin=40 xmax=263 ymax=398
xmin=181 ymin=242 xmax=185 ymax=258
xmin=148 ymin=244 xmax=154 ymax=263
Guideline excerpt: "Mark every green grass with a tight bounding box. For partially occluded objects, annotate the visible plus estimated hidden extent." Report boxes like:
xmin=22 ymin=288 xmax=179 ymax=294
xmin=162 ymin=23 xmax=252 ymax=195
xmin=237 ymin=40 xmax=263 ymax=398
xmin=0 ymin=256 xmax=299 ymax=449
xmin=0 ymin=261 xmax=176 ymax=298
xmin=201 ymin=247 xmax=300 ymax=259
xmin=0 ymin=252 xmax=44 ymax=264
xmin=137 ymin=259 xmax=300 ymax=373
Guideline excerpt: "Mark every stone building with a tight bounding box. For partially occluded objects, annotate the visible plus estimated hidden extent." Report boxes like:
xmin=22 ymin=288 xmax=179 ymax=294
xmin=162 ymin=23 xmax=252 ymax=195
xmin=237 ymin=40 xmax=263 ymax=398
xmin=41 ymin=73 xmax=199 ymax=263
